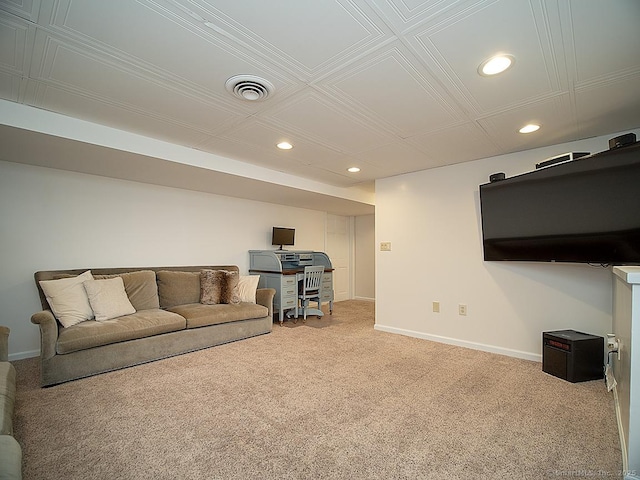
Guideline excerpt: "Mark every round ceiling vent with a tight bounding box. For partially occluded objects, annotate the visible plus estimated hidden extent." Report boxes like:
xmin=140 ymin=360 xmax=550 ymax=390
xmin=225 ymin=75 xmax=275 ymax=101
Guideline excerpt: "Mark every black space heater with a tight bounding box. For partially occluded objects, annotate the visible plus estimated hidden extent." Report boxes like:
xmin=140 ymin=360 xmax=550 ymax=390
xmin=542 ymin=330 xmax=604 ymax=383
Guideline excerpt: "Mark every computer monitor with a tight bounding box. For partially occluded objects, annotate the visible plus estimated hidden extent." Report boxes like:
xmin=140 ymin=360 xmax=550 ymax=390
xmin=271 ymin=227 xmax=295 ymax=250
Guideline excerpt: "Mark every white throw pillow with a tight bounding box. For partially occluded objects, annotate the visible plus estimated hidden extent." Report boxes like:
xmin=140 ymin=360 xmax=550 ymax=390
xmin=237 ymin=275 xmax=260 ymax=303
xmin=83 ymin=277 xmax=136 ymax=321
xmin=39 ymin=270 xmax=95 ymax=327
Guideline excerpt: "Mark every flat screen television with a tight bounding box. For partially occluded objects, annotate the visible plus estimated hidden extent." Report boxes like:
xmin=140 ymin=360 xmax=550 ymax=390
xmin=479 ymin=141 xmax=640 ymax=264
xmin=272 ymin=227 xmax=295 ymax=250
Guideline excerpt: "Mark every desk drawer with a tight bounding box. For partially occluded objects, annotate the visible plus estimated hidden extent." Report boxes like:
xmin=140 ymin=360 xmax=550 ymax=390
xmin=281 ymin=276 xmax=297 ymax=299
xmin=321 ymin=273 xmax=333 ymax=302
xmin=281 ymin=296 xmax=297 ymax=308
xmin=282 ymin=276 xmax=297 ymax=287
xmin=282 ymin=286 xmax=297 ymax=297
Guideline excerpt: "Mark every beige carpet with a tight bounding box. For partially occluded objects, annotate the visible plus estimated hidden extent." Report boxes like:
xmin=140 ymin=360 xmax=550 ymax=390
xmin=13 ymin=301 xmax=622 ymax=479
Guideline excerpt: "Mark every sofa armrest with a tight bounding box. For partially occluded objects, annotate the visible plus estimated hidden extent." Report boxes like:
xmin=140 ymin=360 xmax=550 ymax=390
xmin=0 ymin=326 xmax=8 ymax=362
xmin=255 ymin=288 xmax=276 ymax=317
xmin=30 ymin=310 xmax=59 ymax=360
xmin=0 ymin=434 xmax=22 ymax=480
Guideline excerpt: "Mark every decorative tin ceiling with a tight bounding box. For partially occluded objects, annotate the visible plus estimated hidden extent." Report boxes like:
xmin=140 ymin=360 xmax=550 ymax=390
xmin=1 ymin=0 xmax=639 ymax=190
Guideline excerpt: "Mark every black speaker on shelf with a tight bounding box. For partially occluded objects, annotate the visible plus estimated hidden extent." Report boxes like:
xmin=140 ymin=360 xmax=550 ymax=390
xmin=489 ymin=172 xmax=506 ymax=183
xmin=609 ymin=133 xmax=636 ymax=149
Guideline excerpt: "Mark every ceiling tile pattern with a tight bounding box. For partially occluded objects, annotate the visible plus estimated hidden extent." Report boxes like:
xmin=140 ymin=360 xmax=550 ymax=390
xmin=190 ymin=0 xmax=391 ymax=75
xmin=320 ymin=43 xmax=461 ymax=138
xmin=1 ymin=0 xmax=639 ymax=188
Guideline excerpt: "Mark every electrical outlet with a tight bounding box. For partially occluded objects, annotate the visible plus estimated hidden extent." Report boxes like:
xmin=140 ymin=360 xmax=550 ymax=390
xmin=380 ymin=242 xmax=392 ymax=251
xmin=458 ymin=304 xmax=467 ymax=316
xmin=432 ymin=301 xmax=440 ymax=313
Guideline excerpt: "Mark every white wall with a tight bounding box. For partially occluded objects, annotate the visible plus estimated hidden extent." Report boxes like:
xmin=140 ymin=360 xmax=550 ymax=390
xmin=355 ymin=214 xmax=375 ymax=300
xmin=0 ymin=160 xmax=344 ymax=359
xmin=375 ymin=129 xmax=640 ymax=360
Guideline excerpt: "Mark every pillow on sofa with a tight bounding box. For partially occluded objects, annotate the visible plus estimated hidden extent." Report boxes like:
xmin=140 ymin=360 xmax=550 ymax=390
xmin=238 ymin=275 xmax=260 ymax=303
xmin=93 ymin=270 xmax=159 ymax=311
xmin=83 ymin=277 xmax=136 ymax=321
xmin=220 ymin=270 xmax=240 ymax=305
xmin=200 ymin=270 xmax=240 ymax=305
xmin=39 ymin=270 xmax=95 ymax=327
xmin=156 ymin=271 xmax=201 ymax=309
xmin=199 ymin=269 xmax=223 ymax=305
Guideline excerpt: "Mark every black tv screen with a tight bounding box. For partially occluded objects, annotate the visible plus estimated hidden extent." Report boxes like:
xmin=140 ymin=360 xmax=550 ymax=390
xmin=272 ymin=227 xmax=295 ymax=249
xmin=479 ymin=142 xmax=640 ymax=264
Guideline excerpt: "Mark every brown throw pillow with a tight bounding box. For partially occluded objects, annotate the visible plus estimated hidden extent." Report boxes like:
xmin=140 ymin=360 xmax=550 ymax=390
xmin=200 ymin=269 xmax=240 ymax=305
xmin=222 ymin=270 xmax=241 ymax=305
xmin=200 ymin=270 xmax=223 ymax=305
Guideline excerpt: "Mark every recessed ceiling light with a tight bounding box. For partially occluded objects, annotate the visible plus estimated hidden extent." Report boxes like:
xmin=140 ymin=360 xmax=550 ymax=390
xmin=478 ymin=54 xmax=515 ymax=76
xmin=519 ymin=123 xmax=541 ymax=134
xmin=276 ymin=142 xmax=293 ymax=150
xmin=347 ymin=167 xmax=360 ymax=173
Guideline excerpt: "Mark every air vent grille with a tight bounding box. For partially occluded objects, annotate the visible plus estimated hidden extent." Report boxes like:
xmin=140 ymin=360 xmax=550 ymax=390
xmin=225 ymin=75 xmax=275 ymax=101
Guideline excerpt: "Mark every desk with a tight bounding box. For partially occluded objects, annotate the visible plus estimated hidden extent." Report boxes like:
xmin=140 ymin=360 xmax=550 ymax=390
xmin=249 ymin=250 xmax=334 ymax=325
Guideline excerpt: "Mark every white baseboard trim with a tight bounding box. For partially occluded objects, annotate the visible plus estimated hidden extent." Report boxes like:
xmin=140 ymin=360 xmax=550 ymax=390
xmin=352 ymin=296 xmax=374 ymax=302
xmin=373 ymin=324 xmax=542 ymax=362
xmin=9 ymin=349 xmax=39 ymax=361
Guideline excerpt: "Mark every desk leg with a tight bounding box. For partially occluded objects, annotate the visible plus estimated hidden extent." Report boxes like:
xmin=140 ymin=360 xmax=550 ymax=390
xmin=329 ymin=300 xmax=333 ymax=315
xmin=279 ymin=309 xmax=284 ymax=326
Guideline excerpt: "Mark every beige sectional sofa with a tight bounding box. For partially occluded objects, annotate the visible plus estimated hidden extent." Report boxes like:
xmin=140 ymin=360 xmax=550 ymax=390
xmin=32 ymin=266 xmax=275 ymax=387
xmin=0 ymin=326 xmax=21 ymax=479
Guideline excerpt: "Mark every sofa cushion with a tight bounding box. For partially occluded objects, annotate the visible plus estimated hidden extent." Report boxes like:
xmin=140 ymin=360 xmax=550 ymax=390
xmin=39 ymin=270 xmax=95 ymax=327
xmin=200 ymin=269 xmax=240 ymax=305
xmin=94 ymin=270 xmax=159 ymax=310
xmin=168 ymin=303 xmax=269 ymax=329
xmin=156 ymin=271 xmax=200 ymax=308
xmin=56 ymin=309 xmax=187 ymax=354
xmin=0 ymin=361 xmax=16 ymax=435
xmin=83 ymin=277 xmax=136 ymax=321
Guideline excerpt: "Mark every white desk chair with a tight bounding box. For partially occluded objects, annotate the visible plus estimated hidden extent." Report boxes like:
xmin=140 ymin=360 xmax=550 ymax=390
xmin=295 ymin=265 xmax=325 ymax=321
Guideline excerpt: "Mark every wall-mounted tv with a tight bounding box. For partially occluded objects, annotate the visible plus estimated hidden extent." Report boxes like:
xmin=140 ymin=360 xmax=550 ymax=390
xmin=272 ymin=227 xmax=295 ymax=250
xmin=479 ymin=141 xmax=640 ymax=264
